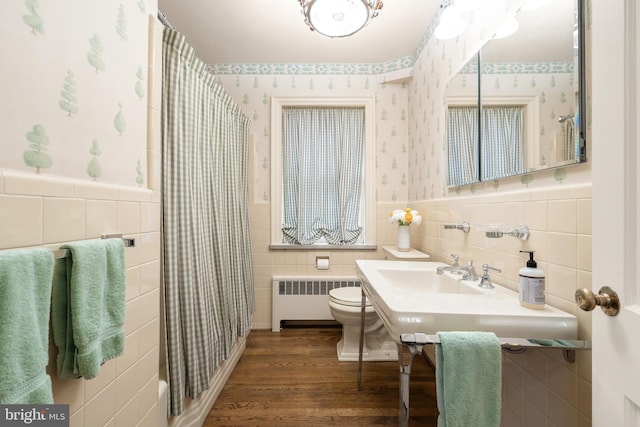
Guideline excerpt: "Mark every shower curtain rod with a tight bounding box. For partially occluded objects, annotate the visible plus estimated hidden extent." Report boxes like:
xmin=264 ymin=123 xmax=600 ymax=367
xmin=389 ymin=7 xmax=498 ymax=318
xmin=157 ymin=10 xmax=175 ymax=30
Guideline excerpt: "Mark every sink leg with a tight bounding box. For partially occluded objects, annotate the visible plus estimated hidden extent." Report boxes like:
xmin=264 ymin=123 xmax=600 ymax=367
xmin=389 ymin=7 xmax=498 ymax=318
xmin=398 ymin=342 xmax=422 ymax=427
xmin=357 ymin=288 xmax=366 ymax=390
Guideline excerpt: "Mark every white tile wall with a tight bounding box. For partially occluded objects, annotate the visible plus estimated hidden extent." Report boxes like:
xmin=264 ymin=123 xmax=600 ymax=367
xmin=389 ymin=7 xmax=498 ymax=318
xmin=43 ymin=198 xmax=86 ymax=243
xmin=411 ymin=183 xmax=592 ymax=426
xmin=85 ymin=200 xmax=119 ymax=238
xmin=249 ymin=183 xmax=592 ymax=425
xmin=0 ymin=195 xmax=43 ymax=248
xmin=249 ymin=202 xmax=399 ymax=328
xmin=0 ymin=170 xmax=162 ymax=426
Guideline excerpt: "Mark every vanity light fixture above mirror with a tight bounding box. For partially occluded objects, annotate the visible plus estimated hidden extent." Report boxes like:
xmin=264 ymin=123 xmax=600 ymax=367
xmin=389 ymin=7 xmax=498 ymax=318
xmin=435 ymin=0 xmax=521 ymax=41
xmin=434 ymin=0 xmax=466 ymax=40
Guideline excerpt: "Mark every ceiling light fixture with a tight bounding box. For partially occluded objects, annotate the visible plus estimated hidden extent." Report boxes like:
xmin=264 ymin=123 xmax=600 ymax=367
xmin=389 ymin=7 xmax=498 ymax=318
xmin=434 ymin=0 xmax=466 ymax=40
xmin=299 ymin=0 xmax=383 ymax=38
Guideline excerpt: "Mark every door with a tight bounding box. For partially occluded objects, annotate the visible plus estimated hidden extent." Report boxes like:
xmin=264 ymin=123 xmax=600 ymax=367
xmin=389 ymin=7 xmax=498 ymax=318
xmin=592 ymin=0 xmax=640 ymax=425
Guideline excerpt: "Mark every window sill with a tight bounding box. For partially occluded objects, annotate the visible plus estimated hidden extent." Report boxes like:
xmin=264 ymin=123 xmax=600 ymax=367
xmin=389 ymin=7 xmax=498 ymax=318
xmin=269 ymin=244 xmax=377 ymax=251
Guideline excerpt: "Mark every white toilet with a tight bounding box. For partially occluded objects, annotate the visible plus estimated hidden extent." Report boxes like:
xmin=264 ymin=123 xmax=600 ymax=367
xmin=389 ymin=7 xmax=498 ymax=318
xmin=328 ymin=286 xmax=398 ymax=361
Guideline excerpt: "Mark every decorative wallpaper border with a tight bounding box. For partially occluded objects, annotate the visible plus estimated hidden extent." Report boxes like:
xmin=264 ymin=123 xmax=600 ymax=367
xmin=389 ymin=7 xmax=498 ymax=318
xmin=209 ymin=9 xmax=437 ymax=76
xmin=208 ymin=56 xmax=414 ymax=76
xmin=207 ymin=11 xmax=572 ymax=78
xmin=460 ymin=61 xmax=575 ymax=74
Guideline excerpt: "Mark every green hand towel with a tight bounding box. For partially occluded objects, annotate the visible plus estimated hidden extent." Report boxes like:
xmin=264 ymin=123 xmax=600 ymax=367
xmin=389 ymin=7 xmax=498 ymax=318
xmin=0 ymin=247 xmax=54 ymax=404
xmin=51 ymin=238 xmax=126 ymax=379
xmin=436 ymin=331 xmax=502 ymax=427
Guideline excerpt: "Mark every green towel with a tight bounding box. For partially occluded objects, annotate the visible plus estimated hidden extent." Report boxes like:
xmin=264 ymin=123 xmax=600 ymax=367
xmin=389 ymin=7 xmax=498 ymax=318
xmin=51 ymin=238 xmax=126 ymax=379
xmin=436 ymin=331 xmax=502 ymax=427
xmin=0 ymin=247 xmax=54 ymax=404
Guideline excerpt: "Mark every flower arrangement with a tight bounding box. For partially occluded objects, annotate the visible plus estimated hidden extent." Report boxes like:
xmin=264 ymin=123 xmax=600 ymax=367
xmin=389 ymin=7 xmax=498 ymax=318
xmin=389 ymin=208 xmax=423 ymax=226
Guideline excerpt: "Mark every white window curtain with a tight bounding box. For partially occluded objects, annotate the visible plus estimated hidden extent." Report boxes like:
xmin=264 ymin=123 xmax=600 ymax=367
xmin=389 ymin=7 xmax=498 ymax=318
xmin=481 ymin=106 xmax=525 ymax=181
xmin=281 ymin=106 xmax=364 ymax=245
xmin=447 ymin=106 xmax=479 ymax=186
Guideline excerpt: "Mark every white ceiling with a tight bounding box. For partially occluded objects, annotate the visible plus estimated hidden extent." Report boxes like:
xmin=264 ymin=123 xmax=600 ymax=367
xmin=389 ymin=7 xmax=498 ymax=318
xmin=156 ymin=0 xmax=575 ymax=66
xmin=157 ymin=0 xmax=440 ymax=64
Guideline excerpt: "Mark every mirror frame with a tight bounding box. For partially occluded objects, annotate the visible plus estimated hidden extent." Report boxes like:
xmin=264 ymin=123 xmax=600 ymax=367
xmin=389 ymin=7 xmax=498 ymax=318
xmin=576 ymin=0 xmax=587 ymax=163
xmin=446 ymin=0 xmax=587 ymax=188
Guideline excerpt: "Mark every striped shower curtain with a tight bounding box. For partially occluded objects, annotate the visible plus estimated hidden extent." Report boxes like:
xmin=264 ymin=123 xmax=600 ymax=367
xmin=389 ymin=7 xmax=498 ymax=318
xmin=161 ymin=28 xmax=254 ymax=416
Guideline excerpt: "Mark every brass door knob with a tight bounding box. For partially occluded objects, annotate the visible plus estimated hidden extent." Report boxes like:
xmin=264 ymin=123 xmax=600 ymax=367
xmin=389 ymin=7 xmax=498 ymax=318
xmin=575 ymin=286 xmax=620 ymax=317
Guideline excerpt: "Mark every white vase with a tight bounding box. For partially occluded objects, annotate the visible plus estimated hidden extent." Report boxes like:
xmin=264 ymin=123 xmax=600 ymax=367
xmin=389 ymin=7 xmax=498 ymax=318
xmin=397 ymin=225 xmax=411 ymax=251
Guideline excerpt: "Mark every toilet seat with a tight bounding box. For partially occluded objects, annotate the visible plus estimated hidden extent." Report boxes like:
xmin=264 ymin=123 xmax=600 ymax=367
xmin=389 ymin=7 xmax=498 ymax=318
xmin=329 ymin=286 xmax=370 ymax=308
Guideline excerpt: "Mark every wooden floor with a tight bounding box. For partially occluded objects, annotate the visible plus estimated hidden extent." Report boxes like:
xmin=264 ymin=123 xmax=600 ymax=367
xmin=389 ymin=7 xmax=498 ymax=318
xmin=203 ymin=327 xmax=439 ymax=426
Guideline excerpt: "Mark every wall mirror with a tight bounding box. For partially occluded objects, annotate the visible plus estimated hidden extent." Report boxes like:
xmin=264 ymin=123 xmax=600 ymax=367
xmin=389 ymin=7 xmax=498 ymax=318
xmin=446 ymin=0 xmax=587 ymax=187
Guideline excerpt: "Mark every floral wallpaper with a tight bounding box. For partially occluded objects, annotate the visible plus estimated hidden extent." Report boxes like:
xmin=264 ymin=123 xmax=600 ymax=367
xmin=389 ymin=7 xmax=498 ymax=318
xmin=215 ymin=73 xmax=410 ymax=203
xmin=1 ymin=0 xmax=152 ymax=187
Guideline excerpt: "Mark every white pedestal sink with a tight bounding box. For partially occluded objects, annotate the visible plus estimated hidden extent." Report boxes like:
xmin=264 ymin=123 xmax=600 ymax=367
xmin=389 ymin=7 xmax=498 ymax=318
xmin=356 ymin=260 xmax=578 ymax=341
xmin=355 ymin=259 xmax=579 ymax=427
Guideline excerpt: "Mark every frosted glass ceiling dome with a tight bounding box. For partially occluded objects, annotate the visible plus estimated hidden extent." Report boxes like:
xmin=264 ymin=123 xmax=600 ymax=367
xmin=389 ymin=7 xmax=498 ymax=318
xmin=299 ymin=0 xmax=384 ymax=38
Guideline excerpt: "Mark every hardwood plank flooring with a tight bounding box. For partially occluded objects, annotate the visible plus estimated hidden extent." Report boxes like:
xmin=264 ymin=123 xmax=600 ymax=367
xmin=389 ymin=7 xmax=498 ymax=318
xmin=204 ymin=327 xmax=438 ymax=426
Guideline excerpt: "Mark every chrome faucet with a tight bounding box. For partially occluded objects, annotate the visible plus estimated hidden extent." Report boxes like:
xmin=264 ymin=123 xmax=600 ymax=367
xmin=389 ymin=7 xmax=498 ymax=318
xmin=460 ymin=260 xmax=479 ymax=281
xmin=435 ymin=254 xmax=460 ymax=274
xmin=450 ymin=253 xmax=460 ymax=267
xmin=436 ymin=257 xmax=479 ymax=281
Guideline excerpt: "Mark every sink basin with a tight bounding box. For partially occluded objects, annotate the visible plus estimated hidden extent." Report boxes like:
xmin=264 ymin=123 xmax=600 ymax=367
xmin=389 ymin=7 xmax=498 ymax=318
xmin=377 ymin=267 xmax=482 ymax=295
xmin=356 ymin=260 xmax=578 ymax=344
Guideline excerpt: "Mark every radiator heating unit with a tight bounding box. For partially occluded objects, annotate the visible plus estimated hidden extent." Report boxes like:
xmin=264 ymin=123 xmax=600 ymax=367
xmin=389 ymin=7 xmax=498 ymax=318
xmin=272 ymin=276 xmax=360 ymax=332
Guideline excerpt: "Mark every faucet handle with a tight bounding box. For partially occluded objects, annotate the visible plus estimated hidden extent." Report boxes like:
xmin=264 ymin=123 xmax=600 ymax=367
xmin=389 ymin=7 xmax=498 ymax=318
xmin=479 ymin=264 xmax=502 ymax=289
xmin=450 ymin=254 xmax=460 ymax=267
xmin=482 ymin=264 xmax=501 ymax=273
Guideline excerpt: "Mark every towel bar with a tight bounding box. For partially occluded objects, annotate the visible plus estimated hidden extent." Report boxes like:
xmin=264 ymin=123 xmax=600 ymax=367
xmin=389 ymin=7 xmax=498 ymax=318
xmin=400 ymin=333 xmax=591 ymax=350
xmin=52 ymin=233 xmax=135 ymax=259
xmin=393 ymin=333 xmax=591 ymax=426
xmin=401 ymin=333 xmax=590 ymax=364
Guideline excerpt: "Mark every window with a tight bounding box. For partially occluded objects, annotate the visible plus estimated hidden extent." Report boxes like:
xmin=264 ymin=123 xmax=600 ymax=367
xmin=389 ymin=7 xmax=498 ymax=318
xmin=270 ymin=96 xmax=376 ymax=248
xmin=481 ymin=105 xmax=525 ymax=181
xmin=446 ymin=95 xmax=538 ymax=186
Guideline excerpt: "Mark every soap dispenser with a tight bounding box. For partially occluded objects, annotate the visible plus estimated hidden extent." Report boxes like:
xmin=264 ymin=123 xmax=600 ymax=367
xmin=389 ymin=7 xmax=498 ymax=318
xmin=518 ymin=250 xmax=545 ymax=309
